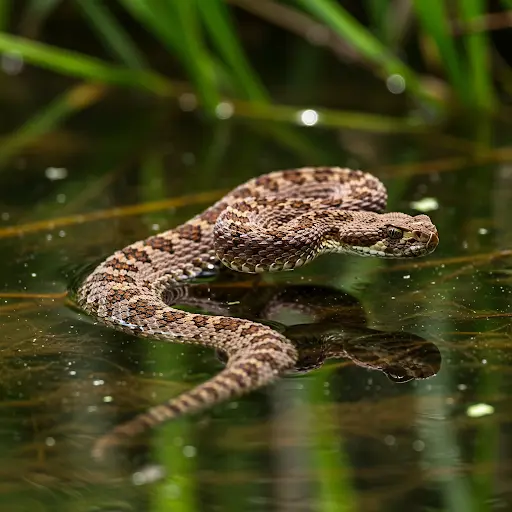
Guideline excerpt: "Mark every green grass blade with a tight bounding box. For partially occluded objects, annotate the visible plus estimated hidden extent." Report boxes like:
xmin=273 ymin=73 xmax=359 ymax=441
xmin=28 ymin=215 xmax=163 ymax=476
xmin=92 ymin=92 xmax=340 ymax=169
xmin=74 ymin=0 xmax=147 ymax=69
xmin=118 ymin=0 xmax=182 ymax=51
xmin=457 ymin=0 xmax=495 ymax=110
xmin=413 ymin=0 xmax=470 ymax=105
xmin=365 ymin=0 xmax=388 ymax=43
xmin=198 ymin=0 xmax=268 ymax=102
xmin=0 ymin=0 xmax=11 ymax=31
xmin=294 ymin=0 xmax=440 ymax=107
xmin=172 ymin=0 xmax=220 ymax=111
xmin=119 ymin=0 xmax=220 ymax=112
xmin=0 ymin=33 xmax=174 ymax=95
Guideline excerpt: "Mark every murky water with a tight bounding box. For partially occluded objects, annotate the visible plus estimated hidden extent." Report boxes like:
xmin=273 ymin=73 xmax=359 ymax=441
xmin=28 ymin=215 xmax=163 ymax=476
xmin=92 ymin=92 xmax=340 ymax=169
xmin=1 ymin=76 xmax=512 ymax=512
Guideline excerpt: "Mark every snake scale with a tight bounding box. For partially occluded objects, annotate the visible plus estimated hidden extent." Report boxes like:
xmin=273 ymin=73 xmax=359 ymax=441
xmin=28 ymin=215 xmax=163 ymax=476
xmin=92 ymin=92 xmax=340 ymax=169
xmin=76 ymin=167 xmax=439 ymax=459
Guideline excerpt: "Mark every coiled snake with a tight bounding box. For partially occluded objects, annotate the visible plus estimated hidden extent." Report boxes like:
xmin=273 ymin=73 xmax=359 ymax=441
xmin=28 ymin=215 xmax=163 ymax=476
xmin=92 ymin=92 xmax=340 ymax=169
xmin=76 ymin=167 xmax=439 ymax=459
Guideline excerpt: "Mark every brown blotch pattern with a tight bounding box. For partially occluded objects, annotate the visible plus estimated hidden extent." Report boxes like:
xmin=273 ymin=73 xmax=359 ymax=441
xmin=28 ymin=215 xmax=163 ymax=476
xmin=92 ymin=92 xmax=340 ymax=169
xmin=103 ymin=259 xmax=139 ymax=272
xmin=106 ymin=288 xmax=139 ymax=303
xmin=177 ymin=223 xmax=202 ymax=242
xmin=122 ymin=246 xmax=152 ymax=263
xmin=145 ymin=235 xmax=175 ymax=253
xmin=162 ymin=310 xmax=187 ymax=322
xmin=97 ymin=272 xmax=136 ymax=285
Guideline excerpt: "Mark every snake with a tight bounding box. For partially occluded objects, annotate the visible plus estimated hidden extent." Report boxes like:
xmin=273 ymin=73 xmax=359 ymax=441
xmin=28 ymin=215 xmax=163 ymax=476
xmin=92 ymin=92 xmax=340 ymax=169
xmin=75 ymin=167 xmax=439 ymax=459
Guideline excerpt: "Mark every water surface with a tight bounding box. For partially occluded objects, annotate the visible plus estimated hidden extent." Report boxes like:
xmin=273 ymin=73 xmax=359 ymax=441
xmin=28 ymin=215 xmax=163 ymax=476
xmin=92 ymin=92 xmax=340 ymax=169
xmin=0 ymin=79 xmax=511 ymax=512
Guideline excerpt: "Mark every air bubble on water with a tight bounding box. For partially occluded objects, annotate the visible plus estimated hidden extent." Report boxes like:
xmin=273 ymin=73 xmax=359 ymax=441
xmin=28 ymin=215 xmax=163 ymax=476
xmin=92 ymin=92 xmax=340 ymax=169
xmin=467 ymin=403 xmax=494 ymax=418
xmin=384 ymin=435 xmax=395 ymax=446
xmin=215 ymin=101 xmax=234 ymax=120
xmin=45 ymin=167 xmax=68 ymax=181
xmin=183 ymin=445 xmax=197 ymax=458
xmin=386 ymin=74 xmax=406 ymax=94
xmin=132 ymin=465 xmax=166 ymax=486
xmin=410 ymin=197 xmax=439 ymax=212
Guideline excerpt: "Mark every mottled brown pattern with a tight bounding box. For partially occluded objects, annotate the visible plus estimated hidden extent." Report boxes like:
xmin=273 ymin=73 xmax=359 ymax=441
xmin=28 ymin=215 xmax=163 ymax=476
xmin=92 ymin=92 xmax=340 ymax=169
xmin=162 ymin=310 xmax=186 ymax=322
xmin=255 ymin=174 xmax=280 ymax=192
xmin=144 ymin=235 xmax=174 ymax=253
xmin=76 ymin=167 xmax=439 ymax=460
xmin=283 ymin=170 xmax=307 ymax=185
xmin=103 ymin=259 xmax=139 ymax=272
xmin=122 ymin=246 xmax=153 ymax=263
xmin=96 ymin=272 xmax=136 ymax=285
xmin=177 ymin=223 xmax=202 ymax=242
xmin=106 ymin=288 xmax=139 ymax=303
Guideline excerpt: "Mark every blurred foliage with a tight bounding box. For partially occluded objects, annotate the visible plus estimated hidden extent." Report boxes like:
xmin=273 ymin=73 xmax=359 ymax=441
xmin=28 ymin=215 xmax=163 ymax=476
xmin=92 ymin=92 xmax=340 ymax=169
xmin=0 ymin=0 xmax=511 ymax=119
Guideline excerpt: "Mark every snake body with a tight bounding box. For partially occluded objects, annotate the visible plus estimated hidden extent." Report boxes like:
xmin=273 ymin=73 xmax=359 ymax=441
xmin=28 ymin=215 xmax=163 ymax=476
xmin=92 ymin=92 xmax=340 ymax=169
xmin=76 ymin=167 xmax=439 ymax=458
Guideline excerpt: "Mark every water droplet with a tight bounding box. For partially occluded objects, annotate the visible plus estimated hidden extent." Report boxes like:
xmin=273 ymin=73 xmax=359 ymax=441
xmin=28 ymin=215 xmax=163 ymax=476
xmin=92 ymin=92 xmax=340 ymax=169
xmin=183 ymin=445 xmax=197 ymax=458
xmin=215 ymin=101 xmax=234 ymax=119
xmin=386 ymin=74 xmax=406 ymax=94
xmin=467 ymin=403 xmax=494 ymax=417
xmin=410 ymin=197 xmax=439 ymax=212
xmin=45 ymin=167 xmax=68 ymax=181
xmin=297 ymin=109 xmax=319 ymax=126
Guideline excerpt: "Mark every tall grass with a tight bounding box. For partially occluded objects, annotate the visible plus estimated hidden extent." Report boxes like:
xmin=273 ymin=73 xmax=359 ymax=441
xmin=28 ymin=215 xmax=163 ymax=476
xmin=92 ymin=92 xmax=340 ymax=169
xmin=0 ymin=0 xmax=510 ymax=117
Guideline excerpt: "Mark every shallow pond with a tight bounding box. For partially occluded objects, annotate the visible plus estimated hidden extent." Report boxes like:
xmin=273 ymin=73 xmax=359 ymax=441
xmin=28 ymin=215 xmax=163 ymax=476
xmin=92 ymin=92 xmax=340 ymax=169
xmin=0 ymin=71 xmax=512 ymax=512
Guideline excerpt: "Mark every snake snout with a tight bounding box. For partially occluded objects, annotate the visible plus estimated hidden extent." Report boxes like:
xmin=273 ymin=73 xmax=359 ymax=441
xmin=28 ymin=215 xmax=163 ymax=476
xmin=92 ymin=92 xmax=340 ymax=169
xmin=413 ymin=229 xmax=439 ymax=250
xmin=427 ymin=231 xmax=439 ymax=250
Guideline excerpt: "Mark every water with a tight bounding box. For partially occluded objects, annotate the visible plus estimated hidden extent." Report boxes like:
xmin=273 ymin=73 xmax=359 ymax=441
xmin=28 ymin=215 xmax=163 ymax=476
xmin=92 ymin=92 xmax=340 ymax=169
xmin=1 ymin=77 xmax=512 ymax=511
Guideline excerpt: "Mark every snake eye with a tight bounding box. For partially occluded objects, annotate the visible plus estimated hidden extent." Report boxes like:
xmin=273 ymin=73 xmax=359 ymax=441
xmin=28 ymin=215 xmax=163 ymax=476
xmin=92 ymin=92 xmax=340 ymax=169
xmin=387 ymin=227 xmax=403 ymax=239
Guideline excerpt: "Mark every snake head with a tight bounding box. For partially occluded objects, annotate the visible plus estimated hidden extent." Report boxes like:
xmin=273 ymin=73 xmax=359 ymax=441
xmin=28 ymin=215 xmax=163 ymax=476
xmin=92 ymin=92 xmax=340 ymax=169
xmin=339 ymin=211 xmax=439 ymax=259
xmin=383 ymin=212 xmax=439 ymax=257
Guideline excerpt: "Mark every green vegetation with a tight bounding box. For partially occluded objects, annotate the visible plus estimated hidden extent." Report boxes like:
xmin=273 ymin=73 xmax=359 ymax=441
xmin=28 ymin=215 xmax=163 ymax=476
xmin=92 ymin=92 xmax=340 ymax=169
xmin=0 ymin=0 xmax=510 ymax=118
